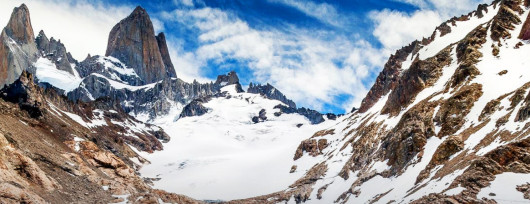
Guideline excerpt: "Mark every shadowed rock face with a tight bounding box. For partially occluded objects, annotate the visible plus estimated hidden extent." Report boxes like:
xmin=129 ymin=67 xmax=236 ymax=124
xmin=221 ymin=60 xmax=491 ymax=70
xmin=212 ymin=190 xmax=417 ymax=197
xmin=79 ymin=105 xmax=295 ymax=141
xmin=180 ymin=98 xmax=210 ymax=118
xmin=0 ymin=4 xmax=38 ymax=88
xmin=155 ymin=33 xmax=176 ymax=78
xmin=357 ymin=41 xmax=420 ymax=113
xmin=519 ymin=9 xmax=530 ymax=40
xmin=105 ymin=6 xmax=176 ymax=84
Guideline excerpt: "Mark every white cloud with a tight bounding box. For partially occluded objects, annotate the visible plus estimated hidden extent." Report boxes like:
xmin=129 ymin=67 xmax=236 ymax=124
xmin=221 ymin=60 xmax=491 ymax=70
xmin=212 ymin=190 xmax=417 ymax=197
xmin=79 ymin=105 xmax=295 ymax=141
xmin=166 ymin=39 xmax=212 ymax=83
xmin=370 ymin=0 xmax=490 ymax=52
xmin=370 ymin=9 xmax=442 ymax=50
xmin=151 ymin=18 xmax=165 ymax=33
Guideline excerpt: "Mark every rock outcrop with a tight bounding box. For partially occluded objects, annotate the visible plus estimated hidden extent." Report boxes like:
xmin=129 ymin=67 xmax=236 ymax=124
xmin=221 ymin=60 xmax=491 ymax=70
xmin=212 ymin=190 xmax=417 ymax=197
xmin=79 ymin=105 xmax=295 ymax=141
xmin=294 ymin=138 xmax=328 ymax=160
xmin=247 ymin=82 xmax=296 ymax=108
xmin=357 ymin=41 xmax=420 ymax=113
xmin=381 ymin=46 xmax=452 ymax=116
xmin=274 ymin=104 xmax=324 ymax=124
xmin=215 ymin=71 xmax=244 ymax=92
xmin=179 ymin=98 xmax=210 ymax=118
xmin=0 ymin=71 xmax=44 ymax=118
xmin=519 ymin=1 xmax=530 ymax=40
xmin=0 ymin=4 xmax=38 ymax=87
xmin=252 ymin=109 xmax=268 ymax=123
xmin=105 ymin=6 xmax=176 ymax=84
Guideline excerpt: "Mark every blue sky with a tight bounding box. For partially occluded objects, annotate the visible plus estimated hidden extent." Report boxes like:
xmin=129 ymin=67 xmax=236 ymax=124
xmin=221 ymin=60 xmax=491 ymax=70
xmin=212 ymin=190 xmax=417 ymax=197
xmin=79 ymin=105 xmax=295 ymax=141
xmin=0 ymin=0 xmax=490 ymax=113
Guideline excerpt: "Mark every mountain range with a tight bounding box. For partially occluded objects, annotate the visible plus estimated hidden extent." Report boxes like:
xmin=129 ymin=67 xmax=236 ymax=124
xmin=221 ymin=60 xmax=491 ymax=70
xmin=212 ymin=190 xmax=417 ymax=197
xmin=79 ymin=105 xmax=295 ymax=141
xmin=0 ymin=0 xmax=529 ymax=203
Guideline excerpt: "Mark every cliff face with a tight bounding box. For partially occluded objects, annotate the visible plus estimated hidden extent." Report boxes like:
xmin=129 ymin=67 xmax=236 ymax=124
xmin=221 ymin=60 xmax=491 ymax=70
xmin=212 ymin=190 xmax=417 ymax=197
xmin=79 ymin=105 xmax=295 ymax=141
xmin=105 ymin=6 xmax=176 ymax=84
xmin=3 ymin=4 xmax=34 ymax=44
xmin=0 ymin=4 xmax=38 ymax=88
xmin=156 ymin=32 xmax=177 ymax=78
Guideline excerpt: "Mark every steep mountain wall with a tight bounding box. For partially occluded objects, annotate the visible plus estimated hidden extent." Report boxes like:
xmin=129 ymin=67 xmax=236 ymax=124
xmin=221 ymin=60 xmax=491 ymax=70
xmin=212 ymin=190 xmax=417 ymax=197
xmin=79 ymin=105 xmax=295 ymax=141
xmin=0 ymin=4 xmax=38 ymax=87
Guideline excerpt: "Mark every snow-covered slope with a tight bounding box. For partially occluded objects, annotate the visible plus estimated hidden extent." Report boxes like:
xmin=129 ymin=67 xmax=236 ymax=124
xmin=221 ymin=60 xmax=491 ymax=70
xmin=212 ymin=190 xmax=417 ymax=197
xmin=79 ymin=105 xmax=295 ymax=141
xmin=136 ymin=85 xmax=337 ymax=200
xmin=34 ymin=57 xmax=83 ymax=93
xmin=239 ymin=1 xmax=530 ymax=203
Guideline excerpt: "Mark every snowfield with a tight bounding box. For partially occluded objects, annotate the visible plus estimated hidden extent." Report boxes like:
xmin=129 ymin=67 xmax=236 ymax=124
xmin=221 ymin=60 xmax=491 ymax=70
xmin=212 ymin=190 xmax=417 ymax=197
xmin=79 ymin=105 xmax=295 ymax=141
xmin=34 ymin=57 xmax=83 ymax=93
xmin=136 ymin=85 xmax=338 ymax=200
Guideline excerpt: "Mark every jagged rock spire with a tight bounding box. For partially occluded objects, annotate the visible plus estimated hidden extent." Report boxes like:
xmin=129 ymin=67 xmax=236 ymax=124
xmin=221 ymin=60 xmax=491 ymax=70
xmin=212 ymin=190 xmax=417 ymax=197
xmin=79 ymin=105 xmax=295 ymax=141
xmin=4 ymin=4 xmax=34 ymax=44
xmin=0 ymin=4 xmax=38 ymax=87
xmin=35 ymin=30 xmax=76 ymax=75
xmin=105 ymin=6 xmax=177 ymax=84
xmin=156 ymin=32 xmax=176 ymax=78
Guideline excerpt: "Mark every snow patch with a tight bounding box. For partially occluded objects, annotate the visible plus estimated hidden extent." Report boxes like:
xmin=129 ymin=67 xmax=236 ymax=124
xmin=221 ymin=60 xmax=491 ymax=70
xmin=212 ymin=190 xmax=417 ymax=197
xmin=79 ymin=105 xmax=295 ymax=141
xmin=477 ymin=172 xmax=530 ymax=203
xmin=34 ymin=57 xmax=82 ymax=93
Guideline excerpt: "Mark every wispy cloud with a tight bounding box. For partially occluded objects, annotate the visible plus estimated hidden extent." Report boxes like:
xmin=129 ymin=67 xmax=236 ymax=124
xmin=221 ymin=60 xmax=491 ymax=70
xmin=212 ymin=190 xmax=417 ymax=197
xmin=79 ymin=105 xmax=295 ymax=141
xmin=370 ymin=9 xmax=442 ymax=50
xmin=268 ymin=0 xmax=348 ymax=27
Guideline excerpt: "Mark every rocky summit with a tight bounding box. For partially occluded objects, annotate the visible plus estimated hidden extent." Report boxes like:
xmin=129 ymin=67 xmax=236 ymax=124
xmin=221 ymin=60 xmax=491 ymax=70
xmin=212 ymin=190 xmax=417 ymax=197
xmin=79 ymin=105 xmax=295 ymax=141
xmin=0 ymin=4 xmax=38 ymax=87
xmin=105 ymin=6 xmax=176 ymax=85
xmin=0 ymin=1 xmax=530 ymax=204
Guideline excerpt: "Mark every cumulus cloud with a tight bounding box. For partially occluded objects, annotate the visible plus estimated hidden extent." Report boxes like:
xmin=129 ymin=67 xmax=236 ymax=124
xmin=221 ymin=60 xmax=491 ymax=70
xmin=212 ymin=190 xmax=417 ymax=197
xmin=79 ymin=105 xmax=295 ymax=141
xmin=174 ymin=0 xmax=195 ymax=7
xmin=370 ymin=9 xmax=442 ymax=50
xmin=371 ymin=0 xmax=490 ymax=51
